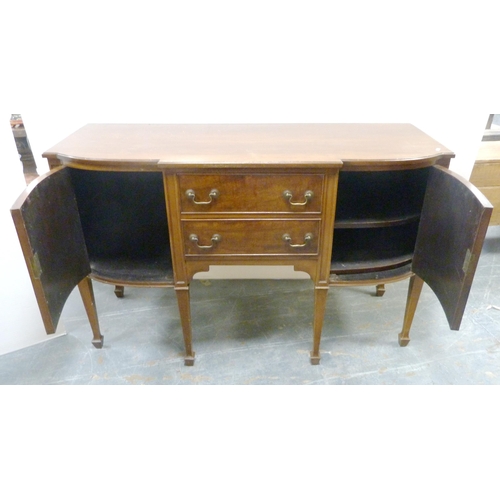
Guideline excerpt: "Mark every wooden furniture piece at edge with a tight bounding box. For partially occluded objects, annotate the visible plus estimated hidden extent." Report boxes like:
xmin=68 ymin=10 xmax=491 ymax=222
xmin=470 ymin=139 xmax=500 ymax=225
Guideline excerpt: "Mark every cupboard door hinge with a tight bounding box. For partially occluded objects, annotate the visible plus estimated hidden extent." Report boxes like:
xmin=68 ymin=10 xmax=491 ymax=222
xmin=31 ymin=252 xmax=42 ymax=280
xmin=462 ymin=248 xmax=473 ymax=275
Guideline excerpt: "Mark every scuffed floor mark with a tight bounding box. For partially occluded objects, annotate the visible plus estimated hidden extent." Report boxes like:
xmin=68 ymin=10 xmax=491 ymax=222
xmin=180 ymin=372 xmax=212 ymax=383
xmin=332 ymin=351 xmax=360 ymax=359
xmin=124 ymin=374 xmax=155 ymax=384
xmin=308 ymin=348 xmax=499 ymax=384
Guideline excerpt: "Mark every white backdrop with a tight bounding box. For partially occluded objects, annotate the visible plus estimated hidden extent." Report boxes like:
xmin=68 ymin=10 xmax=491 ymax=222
xmin=1 ymin=2 xmax=499 ymax=497
xmin=4 ymin=1 xmax=495 ymax=176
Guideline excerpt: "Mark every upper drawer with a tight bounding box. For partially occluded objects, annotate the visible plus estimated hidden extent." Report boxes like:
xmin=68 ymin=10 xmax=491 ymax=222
xmin=178 ymin=174 xmax=323 ymax=213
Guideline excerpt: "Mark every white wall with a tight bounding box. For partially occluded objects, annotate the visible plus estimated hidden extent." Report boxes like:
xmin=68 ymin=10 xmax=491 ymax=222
xmin=6 ymin=1 xmax=496 ymax=172
xmin=2 ymin=3 xmax=500 ymax=498
xmin=1 ymin=0 xmax=497 ymax=355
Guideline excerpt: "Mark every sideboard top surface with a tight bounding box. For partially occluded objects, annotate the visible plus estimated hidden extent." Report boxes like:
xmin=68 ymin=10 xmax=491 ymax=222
xmin=43 ymin=123 xmax=454 ymax=167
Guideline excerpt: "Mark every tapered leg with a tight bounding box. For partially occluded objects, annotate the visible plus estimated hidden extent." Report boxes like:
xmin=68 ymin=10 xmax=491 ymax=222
xmin=175 ymin=286 xmax=195 ymax=366
xmin=77 ymin=276 xmax=104 ymax=348
xmin=310 ymin=286 xmax=329 ymax=365
xmin=398 ymin=274 xmax=424 ymax=346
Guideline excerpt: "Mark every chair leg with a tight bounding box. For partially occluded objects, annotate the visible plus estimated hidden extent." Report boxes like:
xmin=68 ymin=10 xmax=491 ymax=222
xmin=375 ymin=284 xmax=385 ymax=296
xmin=114 ymin=285 xmax=124 ymax=298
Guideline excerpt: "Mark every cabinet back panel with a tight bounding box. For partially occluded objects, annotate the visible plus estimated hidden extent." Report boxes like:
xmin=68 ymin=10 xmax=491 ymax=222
xmin=69 ymin=169 xmax=170 ymax=261
xmin=335 ymin=168 xmax=430 ymax=223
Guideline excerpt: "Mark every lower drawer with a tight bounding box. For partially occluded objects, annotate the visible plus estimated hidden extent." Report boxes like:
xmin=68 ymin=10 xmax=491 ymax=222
xmin=183 ymin=219 xmax=320 ymax=256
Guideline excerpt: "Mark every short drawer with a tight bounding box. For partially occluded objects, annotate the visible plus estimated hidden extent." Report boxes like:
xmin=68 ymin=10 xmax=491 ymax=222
xmin=183 ymin=219 xmax=320 ymax=256
xmin=178 ymin=174 xmax=323 ymax=213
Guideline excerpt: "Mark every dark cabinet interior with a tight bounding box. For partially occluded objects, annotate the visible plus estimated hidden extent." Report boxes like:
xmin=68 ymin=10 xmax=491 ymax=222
xmin=331 ymin=167 xmax=430 ymax=275
xmin=68 ymin=169 xmax=174 ymax=284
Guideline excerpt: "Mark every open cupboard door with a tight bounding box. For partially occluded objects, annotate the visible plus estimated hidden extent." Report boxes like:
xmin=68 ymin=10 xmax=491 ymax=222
xmin=10 ymin=167 xmax=93 ymax=336
xmin=412 ymin=166 xmax=493 ymax=330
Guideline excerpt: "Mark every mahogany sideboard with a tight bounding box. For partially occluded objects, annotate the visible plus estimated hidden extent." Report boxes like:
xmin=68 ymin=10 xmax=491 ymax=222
xmin=11 ymin=124 xmax=493 ymax=365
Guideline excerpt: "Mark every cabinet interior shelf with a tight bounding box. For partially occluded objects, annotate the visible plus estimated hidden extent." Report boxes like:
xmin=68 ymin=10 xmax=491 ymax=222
xmin=330 ymin=222 xmax=418 ymax=274
xmin=330 ymin=254 xmax=413 ymax=274
xmin=334 ymin=213 xmax=420 ymax=229
xmin=330 ymin=262 xmax=413 ymax=284
xmin=90 ymin=256 xmax=174 ymax=285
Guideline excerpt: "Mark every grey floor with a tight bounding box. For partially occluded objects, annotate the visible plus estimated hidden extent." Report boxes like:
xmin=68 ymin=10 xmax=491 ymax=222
xmin=1 ymin=226 xmax=499 ymax=385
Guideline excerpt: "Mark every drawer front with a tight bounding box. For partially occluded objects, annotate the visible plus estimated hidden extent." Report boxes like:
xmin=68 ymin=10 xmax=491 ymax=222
xmin=178 ymin=174 xmax=323 ymax=214
xmin=183 ymin=219 xmax=320 ymax=256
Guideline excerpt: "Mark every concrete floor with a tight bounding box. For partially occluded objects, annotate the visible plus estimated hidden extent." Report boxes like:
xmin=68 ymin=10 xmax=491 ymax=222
xmin=1 ymin=226 xmax=499 ymax=385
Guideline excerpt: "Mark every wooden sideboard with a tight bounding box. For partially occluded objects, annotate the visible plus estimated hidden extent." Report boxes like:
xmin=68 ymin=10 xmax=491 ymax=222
xmin=11 ymin=124 xmax=493 ymax=365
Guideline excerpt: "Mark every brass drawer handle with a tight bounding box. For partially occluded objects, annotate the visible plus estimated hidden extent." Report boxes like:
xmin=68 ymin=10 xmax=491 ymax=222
xmin=283 ymin=190 xmax=313 ymax=206
xmin=189 ymin=233 xmax=222 ymax=249
xmin=282 ymin=233 xmax=313 ymax=248
xmin=186 ymin=188 xmax=219 ymax=205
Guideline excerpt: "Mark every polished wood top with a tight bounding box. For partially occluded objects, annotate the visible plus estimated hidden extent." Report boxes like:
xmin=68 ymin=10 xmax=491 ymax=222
xmin=43 ymin=123 xmax=454 ymax=168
